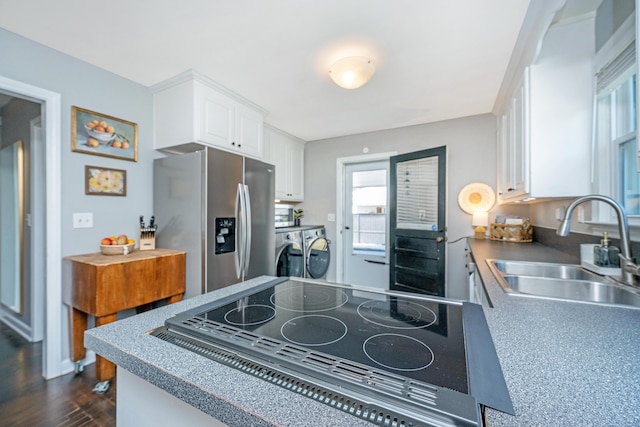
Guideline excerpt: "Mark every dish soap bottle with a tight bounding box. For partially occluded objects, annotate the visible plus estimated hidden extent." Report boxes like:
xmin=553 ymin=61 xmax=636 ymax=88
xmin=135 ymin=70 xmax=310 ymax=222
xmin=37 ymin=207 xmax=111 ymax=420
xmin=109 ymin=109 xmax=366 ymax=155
xmin=594 ymin=232 xmax=620 ymax=267
xmin=607 ymin=234 xmax=620 ymax=267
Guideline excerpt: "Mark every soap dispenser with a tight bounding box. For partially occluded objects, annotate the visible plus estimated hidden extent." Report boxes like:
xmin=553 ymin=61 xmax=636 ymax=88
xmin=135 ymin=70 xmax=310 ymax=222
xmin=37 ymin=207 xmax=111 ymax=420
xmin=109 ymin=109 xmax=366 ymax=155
xmin=594 ymin=232 xmax=620 ymax=267
xmin=607 ymin=234 xmax=621 ymax=267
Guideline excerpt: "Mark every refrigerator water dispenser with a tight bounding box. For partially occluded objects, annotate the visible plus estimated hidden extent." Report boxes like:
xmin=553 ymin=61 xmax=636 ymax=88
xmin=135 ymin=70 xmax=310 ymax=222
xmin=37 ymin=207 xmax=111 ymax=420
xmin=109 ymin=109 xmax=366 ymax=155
xmin=215 ymin=217 xmax=236 ymax=254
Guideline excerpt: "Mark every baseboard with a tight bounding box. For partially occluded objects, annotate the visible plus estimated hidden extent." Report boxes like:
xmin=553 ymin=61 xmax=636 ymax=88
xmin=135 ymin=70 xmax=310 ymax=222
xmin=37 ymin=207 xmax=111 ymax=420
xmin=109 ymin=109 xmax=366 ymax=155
xmin=0 ymin=311 xmax=33 ymax=341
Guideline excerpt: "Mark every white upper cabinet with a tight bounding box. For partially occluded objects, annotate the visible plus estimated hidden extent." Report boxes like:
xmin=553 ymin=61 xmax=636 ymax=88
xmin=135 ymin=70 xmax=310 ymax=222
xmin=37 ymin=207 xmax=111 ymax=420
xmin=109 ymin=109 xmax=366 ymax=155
xmin=496 ymin=16 xmax=594 ymax=203
xmin=264 ymin=125 xmax=305 ymax=201
xmin=498 ymin=73 xmax=528 ymax=201
xmin=153 ymin=70 xmax=265 ymax=159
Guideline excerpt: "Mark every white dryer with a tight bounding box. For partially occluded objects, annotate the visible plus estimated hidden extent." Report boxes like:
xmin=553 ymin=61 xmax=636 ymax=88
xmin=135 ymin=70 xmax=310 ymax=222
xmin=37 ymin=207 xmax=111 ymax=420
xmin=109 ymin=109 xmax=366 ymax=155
xmin=302 ymin=226 xmax=331 ymax=279
xmin=275 ymin=230 xmax=305 ymax=277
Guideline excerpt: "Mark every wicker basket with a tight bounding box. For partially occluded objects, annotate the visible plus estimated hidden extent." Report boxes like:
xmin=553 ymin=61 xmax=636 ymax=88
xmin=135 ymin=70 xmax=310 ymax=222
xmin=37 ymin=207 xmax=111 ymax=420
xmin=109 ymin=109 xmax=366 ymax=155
xmin=489 ymin=223 xmax=532 ymax=243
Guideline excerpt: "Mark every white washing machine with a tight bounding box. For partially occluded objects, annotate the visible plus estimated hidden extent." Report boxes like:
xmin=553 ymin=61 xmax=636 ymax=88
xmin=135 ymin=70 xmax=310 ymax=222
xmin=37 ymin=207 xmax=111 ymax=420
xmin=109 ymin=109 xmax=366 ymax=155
xmin=275 ymin=230 xmax=305 ymax=277
xmin=302 ymin=226 xmax=331 ymax=279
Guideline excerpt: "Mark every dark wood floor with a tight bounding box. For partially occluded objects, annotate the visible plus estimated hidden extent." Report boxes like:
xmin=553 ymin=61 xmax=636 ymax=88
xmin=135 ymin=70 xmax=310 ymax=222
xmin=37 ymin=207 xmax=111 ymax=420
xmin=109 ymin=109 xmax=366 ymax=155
xmin=0 ymin=323 xmax=116 ymax=427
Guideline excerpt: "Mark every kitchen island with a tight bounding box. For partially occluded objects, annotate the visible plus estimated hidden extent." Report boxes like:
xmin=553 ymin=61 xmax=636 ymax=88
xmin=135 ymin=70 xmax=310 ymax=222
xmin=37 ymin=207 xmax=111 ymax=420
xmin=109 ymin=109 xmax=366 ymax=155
xmin=468 ymin=238 xmax=640 ymax=426
xmin=86 ymin=240 xmax=640 ymax=426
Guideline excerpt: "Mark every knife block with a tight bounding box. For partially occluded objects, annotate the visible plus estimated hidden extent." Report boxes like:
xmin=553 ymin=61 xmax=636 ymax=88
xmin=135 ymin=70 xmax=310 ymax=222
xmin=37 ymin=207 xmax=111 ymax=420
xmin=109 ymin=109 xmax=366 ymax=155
xmin=139 ymin=229 xmax=156 ymax=251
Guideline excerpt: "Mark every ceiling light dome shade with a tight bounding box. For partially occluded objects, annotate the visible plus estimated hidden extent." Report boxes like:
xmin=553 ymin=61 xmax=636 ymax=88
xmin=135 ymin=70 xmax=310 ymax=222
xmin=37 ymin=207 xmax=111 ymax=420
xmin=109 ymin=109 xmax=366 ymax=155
xmin=329 ymin=56 xmax=375 ymax=89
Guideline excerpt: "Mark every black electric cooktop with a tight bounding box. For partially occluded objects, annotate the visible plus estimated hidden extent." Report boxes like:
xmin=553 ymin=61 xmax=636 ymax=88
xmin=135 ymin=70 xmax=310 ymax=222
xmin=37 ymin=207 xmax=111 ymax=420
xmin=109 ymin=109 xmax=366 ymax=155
xmin=156 ymin=278 xmax=513 ymax=426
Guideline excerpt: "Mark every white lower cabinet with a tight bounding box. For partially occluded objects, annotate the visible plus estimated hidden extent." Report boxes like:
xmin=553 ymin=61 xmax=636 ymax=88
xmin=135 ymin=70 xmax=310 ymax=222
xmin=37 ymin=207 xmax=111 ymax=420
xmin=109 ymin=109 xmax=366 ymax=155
xmin=153 ymin=70 xmax=264 ymax=159
xmin=264 ymin=125 xmax=305 ymax=202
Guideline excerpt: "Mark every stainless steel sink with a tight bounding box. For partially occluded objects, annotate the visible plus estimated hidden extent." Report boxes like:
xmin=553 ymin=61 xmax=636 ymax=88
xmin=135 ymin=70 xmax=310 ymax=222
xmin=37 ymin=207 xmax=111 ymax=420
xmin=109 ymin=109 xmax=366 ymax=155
xmin=490 ymin=260 xmax=606 ymax=282
xmin=487 ymin=259 xmax=640 ymax=309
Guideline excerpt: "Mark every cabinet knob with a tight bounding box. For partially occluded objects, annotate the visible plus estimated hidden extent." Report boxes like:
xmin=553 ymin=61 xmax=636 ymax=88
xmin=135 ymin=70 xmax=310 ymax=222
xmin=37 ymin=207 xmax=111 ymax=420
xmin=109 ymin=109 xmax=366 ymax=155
xmin=231 ymin=141 xmax=236 ymax=146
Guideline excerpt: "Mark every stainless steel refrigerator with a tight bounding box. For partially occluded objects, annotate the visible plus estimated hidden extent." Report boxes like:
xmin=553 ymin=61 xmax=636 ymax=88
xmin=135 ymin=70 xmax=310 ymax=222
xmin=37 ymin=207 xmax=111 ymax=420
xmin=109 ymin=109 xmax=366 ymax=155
xmin=153 ymin=147 xmax=275 ymax=299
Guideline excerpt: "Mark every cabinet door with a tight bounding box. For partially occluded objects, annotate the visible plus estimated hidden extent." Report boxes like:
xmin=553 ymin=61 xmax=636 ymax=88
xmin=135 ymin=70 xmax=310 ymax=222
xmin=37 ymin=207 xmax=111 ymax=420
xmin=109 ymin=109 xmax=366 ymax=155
xmin=497 ymin=73 xmax=529 ymax=202
xmin=497 ymin=112 xmax=510 ymax=201
xmin=235 ymin=105 xmax=263 ymax=158
xmin=199 ymin=88 xmax=235 ymax=147
xmin=266 ymin=128 xmax=304 ymax=201
xmin=269 ymin=134 xmax=289 ymax=200
xmin=511 ymin=77 xmax=528 ymax=197
xmin=287 ymin=141 xmax=304 ymax=200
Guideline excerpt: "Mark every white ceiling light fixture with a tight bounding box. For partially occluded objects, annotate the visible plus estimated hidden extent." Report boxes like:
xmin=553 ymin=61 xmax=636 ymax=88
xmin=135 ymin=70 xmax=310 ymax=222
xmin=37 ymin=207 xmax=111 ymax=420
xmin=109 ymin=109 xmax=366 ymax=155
xmin=329 ymin=56 xmax=375 ymax=89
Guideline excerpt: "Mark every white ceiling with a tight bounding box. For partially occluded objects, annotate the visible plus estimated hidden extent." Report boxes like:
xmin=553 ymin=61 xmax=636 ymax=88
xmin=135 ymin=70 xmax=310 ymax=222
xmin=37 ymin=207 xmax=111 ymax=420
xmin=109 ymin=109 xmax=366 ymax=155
xmin=0 ymin=0 xmax=531 ymax=141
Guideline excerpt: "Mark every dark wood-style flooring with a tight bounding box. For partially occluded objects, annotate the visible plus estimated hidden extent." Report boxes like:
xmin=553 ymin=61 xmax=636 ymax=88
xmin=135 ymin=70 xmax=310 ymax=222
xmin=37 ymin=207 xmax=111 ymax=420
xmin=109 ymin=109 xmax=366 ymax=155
xmin=0 ymin=323 xmax=116 ymax=427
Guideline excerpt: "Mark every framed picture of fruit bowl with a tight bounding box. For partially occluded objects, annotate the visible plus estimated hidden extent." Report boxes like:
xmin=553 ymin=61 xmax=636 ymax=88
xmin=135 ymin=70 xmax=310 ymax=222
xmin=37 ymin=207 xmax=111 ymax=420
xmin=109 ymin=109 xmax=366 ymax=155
xmin=71 ymin=106 xmax=138 ymax=162
xmin=85 ymin=165 xmax=127 ymax=196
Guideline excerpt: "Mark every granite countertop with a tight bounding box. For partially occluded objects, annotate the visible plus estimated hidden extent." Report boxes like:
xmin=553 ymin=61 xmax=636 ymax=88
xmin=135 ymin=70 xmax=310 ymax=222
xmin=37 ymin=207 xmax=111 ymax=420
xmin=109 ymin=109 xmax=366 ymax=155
xmin=468 ymin=239 xmax=640 ymax=426
xmin=86 ymin=240 xmax=640 ymax=426
xmin=85 ymin=276 xmax=373 ymax=427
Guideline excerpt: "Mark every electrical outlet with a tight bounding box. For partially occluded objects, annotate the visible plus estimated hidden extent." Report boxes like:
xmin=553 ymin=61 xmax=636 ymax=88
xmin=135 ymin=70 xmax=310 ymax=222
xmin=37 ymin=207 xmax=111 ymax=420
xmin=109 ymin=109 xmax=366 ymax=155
xmin=419 ymin=210 xmax=427 ymax=220
xmin=555 ymin=207 xmax=565 ymax=221
xmin=73 ymin=212 xmax=93 ymax=228
xmin=327 ymin=213 xmax=336 ymax=222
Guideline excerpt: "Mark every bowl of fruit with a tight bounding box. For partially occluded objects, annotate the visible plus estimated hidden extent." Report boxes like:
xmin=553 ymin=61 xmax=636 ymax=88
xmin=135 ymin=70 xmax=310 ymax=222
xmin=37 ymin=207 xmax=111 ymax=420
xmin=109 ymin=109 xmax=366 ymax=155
xmin=85 ymin=120 xmax=116 ymax=143
xmin=100 ymin=234 xmax=135 ymax=255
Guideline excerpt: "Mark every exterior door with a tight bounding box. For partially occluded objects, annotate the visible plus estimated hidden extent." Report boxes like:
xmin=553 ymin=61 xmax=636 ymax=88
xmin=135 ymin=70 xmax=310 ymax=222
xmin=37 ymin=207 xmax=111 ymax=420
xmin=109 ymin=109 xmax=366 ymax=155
xmin=390 ymin=146 xmax=446 ymax=296
xmin=343 ymin=161 xmax=389 ymax=289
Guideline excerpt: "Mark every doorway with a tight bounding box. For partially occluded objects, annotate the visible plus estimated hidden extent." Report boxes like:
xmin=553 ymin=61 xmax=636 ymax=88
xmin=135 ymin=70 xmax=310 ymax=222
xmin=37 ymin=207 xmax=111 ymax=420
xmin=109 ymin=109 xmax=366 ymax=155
xmin=389 ymin=146 xmax=447 ymax=296
xmin=0 ymin=98 xmax=44 ymax=343
xmin=0 ymin=75 xmax=62 ymax=379
xmin=336 ymin=152 xmax=396 ymax=289
xmin=343 ymin=160 xmax=389 ymax=289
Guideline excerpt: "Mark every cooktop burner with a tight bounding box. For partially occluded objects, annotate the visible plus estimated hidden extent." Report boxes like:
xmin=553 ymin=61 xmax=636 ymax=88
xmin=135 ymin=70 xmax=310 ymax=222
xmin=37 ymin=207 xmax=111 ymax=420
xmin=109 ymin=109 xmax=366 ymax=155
xmin=270 ymin=282 xmax=349 ymax=312
xmin=357 ymin=299 xmax=437 ymax=329
xmin=223 ymin=304 xmax=276 ymax=326
xmin=281 ymin=314 xmax=348 ymax=346
xmin=363 ymin=333 xmax=435 ymax=371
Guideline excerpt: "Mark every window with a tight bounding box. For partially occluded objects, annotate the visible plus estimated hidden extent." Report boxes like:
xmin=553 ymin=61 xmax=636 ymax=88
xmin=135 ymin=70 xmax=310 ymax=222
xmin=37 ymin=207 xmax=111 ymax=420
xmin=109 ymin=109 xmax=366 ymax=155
xmin=351 ymin=169 xmax=387 ymax=255
xmin=614 ymin=74 xmax=638 ymax=213
xmin=593 ymin=30 xmax=637 ymax=221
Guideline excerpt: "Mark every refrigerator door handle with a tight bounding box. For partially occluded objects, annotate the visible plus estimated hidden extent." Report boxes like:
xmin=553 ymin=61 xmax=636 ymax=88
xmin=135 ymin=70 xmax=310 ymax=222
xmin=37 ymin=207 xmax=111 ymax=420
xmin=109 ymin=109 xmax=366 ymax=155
xmin=234 ymin=183 xmax=243 ymax=278
xmin=243 ymin=184 xmax=252 ymax=274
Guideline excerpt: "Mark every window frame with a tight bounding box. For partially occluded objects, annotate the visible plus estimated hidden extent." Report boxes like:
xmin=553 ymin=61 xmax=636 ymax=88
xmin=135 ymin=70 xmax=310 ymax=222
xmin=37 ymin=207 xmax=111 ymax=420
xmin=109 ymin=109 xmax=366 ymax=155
xmin=590 ymin=12 xmax=638 ymax=228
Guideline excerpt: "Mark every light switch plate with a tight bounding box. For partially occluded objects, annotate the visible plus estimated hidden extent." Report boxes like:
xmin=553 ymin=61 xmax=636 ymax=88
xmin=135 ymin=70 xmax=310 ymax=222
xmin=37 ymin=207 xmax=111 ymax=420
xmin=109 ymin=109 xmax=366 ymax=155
xmin=73 ymin=212 xmax=93 ymax=228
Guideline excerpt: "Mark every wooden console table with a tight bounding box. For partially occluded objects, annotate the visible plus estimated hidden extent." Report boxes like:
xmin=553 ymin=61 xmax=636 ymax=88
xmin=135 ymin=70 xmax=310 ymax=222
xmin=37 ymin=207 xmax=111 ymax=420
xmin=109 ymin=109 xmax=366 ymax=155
xmin=63 ymin=248 xmax=185 ymax=385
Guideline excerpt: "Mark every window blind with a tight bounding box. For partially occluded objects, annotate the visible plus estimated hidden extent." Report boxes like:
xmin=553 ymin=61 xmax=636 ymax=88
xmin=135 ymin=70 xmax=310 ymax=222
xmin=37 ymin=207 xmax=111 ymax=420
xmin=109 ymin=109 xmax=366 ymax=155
xmin=395 ymin=156 xmax=438 ymax=230
xmin=596 ymin=41 xmax=636 ymax=93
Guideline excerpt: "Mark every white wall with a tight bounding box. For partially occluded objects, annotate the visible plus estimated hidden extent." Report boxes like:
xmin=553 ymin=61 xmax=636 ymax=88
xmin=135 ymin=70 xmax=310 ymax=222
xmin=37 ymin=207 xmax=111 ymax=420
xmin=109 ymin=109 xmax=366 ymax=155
xmin=303 ymin=113 xmax=526 ymax=299
xmin=0 ymin=28 xmax=156 ymax=369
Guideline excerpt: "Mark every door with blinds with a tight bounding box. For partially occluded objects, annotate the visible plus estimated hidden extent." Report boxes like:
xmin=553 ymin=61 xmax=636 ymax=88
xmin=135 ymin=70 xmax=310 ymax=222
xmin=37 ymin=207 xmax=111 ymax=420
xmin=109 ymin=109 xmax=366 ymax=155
xmin=389 ymin=146 xmax=446 ymax=296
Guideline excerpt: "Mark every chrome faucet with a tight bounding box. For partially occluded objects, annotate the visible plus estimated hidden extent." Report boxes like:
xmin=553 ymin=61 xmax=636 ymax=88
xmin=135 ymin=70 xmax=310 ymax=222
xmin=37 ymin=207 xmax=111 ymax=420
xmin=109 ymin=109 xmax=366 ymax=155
xmin=557 ymin=195 xmax=638 ymax=286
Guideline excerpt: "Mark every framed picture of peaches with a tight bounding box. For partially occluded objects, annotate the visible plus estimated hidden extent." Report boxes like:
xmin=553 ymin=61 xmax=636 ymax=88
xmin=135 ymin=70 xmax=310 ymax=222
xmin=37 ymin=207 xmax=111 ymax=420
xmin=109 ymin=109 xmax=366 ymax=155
xmin=71 ymin=106 xmax=138 ymax=162
xmin=85 ymin=165 xmax=127 ymax=196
